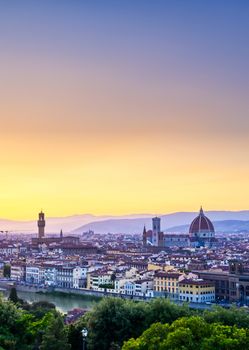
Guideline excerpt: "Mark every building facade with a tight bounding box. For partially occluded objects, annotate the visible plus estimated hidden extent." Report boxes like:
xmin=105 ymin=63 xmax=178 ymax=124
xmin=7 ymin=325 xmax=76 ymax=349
xmin=143 ymin=208 xmax=216 ymax=249
xmin=153 ymin=271 xmax=182 ymax=299
xmin=197 ymin=260 xmax=249 ymax=304
xmin=178 ymin=279 xmax=215 ymax=303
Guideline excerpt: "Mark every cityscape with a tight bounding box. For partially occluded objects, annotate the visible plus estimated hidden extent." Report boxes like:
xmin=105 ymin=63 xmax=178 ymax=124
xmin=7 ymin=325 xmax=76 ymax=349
xmin=1 ymin=0 xmax=249 ymax=349
xmin=1 ymin=208 xmax=249 ymax=307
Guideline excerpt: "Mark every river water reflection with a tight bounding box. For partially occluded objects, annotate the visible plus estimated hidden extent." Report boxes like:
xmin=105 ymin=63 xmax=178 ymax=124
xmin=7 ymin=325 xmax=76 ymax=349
xmin=3 ymin=290 xmax=100 ymax=313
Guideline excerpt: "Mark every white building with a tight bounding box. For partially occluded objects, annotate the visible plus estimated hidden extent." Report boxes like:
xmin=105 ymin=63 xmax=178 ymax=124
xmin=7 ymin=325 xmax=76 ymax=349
xmin=56 ymin=266 xmax=74 ymax=288
xmin=135 ymin=279 xmax=153 ymax=296
xmin=26 ymin=266 xmax=41 ymax=284
xmin=0 ymin=244 xmax=19 ymax=256
xmin=10 ymin=263 xmax=26 ymax=281
xmin=73 ymin=266 xmax=88 ymax=289
xmin=122 ymin=281 xmax=136 ymax=295
xmin=43 ymin=266 xmax=57 ymax=286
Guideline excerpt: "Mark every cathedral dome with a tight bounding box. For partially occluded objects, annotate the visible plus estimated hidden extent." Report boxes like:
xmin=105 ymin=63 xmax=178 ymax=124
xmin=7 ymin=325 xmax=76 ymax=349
xmin=189 ymin=207 xmax=214 ymax=235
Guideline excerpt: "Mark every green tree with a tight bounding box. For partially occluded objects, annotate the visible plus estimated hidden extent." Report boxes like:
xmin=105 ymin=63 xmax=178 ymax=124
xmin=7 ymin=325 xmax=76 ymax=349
xmin=122 ymin=316 xmax=249 ymax=350
xmin=147 ymin=298 xmax=192 ymax=325
xmin=123 ymin=322 xmax=170 ymax=350
xmin=161 ymin=327 xmax=194 ymax=350
xmin=0 ymin=296 xmax=33 ymax=349
xmin=27 ymin=311 xmax=55 ymax=349
xmin=111 ymin=273 xmax=116 ymax=284
xmin=3 ymin=264 xmax=11 ymax=278
xmin=80 ymin=297 xmax=195 ymax=350
xmin=67 ymin=314 xmax=89 ymax=350
xmin=23 ymin=300 xmax=56 ymax=320
xmin=8 ymin=288 xmax=19 ymax=304
xmin=86 ymin=298 xmax=150 ymax=350
xmin=170 ymin=316 xmax=210 ymax=343
xmin=201 ymin=324 xmax=249 ymax=350
xmin=67 ymin=324 xmax=82 ymax=350
xmin=203 ymin=305 xmax=249 ymax=328
xmin=40 ymin=313 xmax=71 ymax=350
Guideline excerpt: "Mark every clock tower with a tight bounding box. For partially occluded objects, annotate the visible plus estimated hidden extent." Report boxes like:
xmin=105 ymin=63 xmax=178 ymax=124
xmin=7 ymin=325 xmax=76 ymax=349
xmin=38 ymin=211 xmax=45 ymax=239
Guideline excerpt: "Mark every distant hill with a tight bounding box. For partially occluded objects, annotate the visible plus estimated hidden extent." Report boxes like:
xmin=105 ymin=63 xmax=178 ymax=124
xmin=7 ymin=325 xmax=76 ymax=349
xmin=167 ymin=220 xmax=249 ymax=234
xmin=2 ymin=211 xmax=249 ymax=235
xmin=72 ymin=211 xmax=249 ymax=235
xmin=0 ymin=213 xmax=154 ymax=234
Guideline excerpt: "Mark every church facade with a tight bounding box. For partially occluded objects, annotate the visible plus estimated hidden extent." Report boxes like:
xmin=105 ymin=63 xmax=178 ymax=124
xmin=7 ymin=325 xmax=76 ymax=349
xmin=143 ymin=208 xmax=216 ymax=249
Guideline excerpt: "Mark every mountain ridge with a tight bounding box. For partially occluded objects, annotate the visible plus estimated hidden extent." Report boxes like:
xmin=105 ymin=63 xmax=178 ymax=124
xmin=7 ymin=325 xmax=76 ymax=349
xmin=72 ymin=211 xmax=249 ymax=235
xmin=1 ymin=210 xmax=249 ymax=234
xmin=167 ymin=220 xmax=249 ymax=234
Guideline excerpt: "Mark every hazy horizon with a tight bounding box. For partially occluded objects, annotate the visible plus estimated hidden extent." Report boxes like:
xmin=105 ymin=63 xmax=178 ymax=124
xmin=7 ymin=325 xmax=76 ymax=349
xmin=2 ymin=209 xmax=249 ymax=235
xmin=2 ymin=208 xmax=249 ymax=223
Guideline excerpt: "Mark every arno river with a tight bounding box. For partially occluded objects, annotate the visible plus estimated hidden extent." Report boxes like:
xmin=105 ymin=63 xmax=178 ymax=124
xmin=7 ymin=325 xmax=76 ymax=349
xmin=2 ymin=289 xmax=99 ymax=313
xmin=1 ymin=288 xmax=212 ymax=313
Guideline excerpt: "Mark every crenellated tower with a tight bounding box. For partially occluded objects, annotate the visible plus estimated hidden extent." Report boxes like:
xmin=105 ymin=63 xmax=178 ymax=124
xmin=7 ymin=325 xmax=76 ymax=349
xmin=38 ymin=211 xmax=45 ymax=239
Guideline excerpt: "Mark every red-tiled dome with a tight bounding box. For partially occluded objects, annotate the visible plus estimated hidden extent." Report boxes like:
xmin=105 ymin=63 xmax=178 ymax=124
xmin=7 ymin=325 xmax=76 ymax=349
xmin=189 ymin=207 xmax=214 ymax=235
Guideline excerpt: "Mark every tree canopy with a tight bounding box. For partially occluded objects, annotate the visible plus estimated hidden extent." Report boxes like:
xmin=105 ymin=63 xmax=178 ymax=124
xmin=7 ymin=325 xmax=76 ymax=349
xmin=122 ymin=316 xmax=249 ymax=350
xmin=1 ymin=295 xmax=249 ymax=350
xmin=40 ymin=313 xmax=71 ymax=350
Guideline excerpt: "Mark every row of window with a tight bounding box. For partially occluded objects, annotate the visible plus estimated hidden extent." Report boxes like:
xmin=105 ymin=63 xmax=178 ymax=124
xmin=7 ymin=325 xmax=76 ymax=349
xmin=181 ymin=284 xmax=212 ymax=288
xmin=26 ymin=269 xmax=39 ymax=273
xmin=156 ymin=281 xmax=177 ymax=286
xmin=155 ymin=287 xmax=178 ymax=293
xmin=181 ymin=291 xmax=215 ymax=295
xmin=179 ymin=295 xmax=215 ymax=301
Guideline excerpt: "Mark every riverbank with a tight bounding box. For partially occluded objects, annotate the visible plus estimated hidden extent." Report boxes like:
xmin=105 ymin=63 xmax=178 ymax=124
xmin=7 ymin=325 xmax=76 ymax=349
xmin=38 ymin=290 xmax=102 ymax=302
xmin=2 ymin=288 xmax=101 ymax=313
xmin=0 ymin=280 xmax=146 ymax=300
xmin=0 ymin=280 xmax=213 ymax=311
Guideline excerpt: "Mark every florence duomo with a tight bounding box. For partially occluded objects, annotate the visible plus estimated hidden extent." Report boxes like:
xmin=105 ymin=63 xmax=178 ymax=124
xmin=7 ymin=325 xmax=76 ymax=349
xmin=143 ymin=207 xmax=216 ymax=249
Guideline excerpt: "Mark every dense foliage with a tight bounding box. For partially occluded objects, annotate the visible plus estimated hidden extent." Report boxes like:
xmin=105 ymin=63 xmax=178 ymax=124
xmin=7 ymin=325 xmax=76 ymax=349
xmin=122 ymin=316 xmax=249 ymax=350
xmin=71 ymin=298 xmax=249 ymax=350
xmin=2 ymin=290 xmax=249 ymax=350
xmin=0 ymin=292 xmax=70 ymax=350
xmin=40 ymin=313 xmax=70 ymax=350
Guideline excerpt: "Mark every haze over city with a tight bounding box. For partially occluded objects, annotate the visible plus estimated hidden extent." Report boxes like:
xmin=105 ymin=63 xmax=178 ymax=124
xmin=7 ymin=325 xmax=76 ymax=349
xmin=1 ymin=0 xmax=249 ymax=220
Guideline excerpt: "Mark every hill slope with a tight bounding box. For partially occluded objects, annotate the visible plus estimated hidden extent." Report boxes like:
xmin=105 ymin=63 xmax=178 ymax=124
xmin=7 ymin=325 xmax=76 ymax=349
xmin=2 ymin=211 xmax=249 ymax=234
xmin=73 ymin=211 xmax=249 ymax=234
xmin=167 ymin=220 xmax=249 ymax=234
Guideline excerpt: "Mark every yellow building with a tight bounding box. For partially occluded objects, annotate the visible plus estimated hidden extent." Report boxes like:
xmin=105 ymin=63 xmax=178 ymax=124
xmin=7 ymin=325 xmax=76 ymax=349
xmin=178 ymin=279 xmax=215 ymax=303
xmin=153 ymin=271 xmax=182 ymax=298
xmin=148 ymin=263 xmax=174 ymax=272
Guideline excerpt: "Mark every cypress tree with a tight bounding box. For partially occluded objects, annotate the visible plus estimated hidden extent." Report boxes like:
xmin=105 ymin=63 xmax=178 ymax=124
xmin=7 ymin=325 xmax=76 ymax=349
xmin=8 ymin=287 xmax=18 ymax=304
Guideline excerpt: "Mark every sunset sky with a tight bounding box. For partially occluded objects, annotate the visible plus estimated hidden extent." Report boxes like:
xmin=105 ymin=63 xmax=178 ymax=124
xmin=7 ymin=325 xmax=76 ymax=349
xmin=0 ymin=1 xmax=249 ymax=220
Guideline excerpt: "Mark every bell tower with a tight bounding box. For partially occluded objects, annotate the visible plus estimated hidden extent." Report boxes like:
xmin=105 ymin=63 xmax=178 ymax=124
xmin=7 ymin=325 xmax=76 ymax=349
xmin=143 ymin=226 xmax=147 ymax=246
xmin=152 ymin=217 xmax=161 ymax=246
xmin=38 ymin=211 xmax=45 ymax=239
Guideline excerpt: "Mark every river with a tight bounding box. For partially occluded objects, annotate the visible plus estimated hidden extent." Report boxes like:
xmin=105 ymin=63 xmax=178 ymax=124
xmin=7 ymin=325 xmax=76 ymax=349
xmin=2 ymin=289 xmax=100 ymax=313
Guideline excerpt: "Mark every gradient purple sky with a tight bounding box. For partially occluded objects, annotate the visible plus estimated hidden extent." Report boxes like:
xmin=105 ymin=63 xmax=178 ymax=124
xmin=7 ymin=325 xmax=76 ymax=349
xmin=0 ymin=1 xmax=249 ymax=219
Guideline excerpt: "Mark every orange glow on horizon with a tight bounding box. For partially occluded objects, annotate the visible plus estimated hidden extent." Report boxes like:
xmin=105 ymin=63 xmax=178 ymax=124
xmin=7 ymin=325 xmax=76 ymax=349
xmin=0 ymin=130 xmax=249 ymax=220
xmin=1 ymin=2 xmax=249 ymax=220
